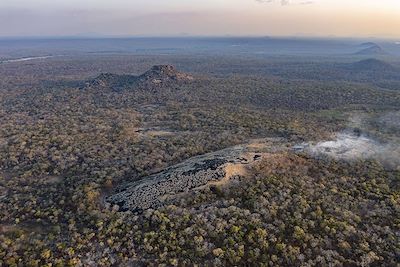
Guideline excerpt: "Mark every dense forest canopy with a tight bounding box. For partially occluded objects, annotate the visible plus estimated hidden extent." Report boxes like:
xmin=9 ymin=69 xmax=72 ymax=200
xmin=0 ymin=48 xmax=399 ymax=266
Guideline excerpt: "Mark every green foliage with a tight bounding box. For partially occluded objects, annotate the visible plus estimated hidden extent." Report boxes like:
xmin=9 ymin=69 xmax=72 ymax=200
xmin=0 ymin=55 xmax=399 ymax=266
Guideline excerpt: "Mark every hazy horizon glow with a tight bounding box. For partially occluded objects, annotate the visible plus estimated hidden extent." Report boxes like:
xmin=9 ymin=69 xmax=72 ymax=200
xmin=1 ymin=0 xmax=400 ymax=38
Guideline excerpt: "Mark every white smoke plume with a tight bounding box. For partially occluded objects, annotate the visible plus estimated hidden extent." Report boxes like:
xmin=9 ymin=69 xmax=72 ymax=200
xmin=306 ymin=113 xmax=400 ymax=170
xmin=308 ymin=133 xmax=400 ymax=170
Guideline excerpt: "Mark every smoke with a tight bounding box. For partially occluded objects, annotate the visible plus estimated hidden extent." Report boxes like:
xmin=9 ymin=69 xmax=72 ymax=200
xmin=306 ymin=113 xmax=400 ymax=170
xmin=308 ymin=133 xmax=400 ymax=170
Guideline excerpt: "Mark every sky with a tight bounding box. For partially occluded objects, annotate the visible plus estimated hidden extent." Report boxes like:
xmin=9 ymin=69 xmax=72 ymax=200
xmin=0 ymin=0 xmax=400 ymax=38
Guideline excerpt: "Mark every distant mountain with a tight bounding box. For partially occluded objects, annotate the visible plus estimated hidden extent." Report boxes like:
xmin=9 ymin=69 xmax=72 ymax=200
xmin=355 ymin=43 xmax=386 ymax=55
xmin=84 ymin=65 xmax=193 ymax=91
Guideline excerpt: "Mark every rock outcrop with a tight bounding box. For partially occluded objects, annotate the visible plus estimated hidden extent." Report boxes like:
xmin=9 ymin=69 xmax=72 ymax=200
xmin=84 ymin=65 xmax=193 ymax=91
xmin=106 ymin=138 xmax=285 ymax=212
xmin=138 ymin=65 xmax=194 ymax=86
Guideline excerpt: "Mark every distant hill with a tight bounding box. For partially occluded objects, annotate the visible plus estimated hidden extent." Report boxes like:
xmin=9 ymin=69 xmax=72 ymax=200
xmin=360 ymin=42 xmax=379 ymax=47
xmin=260 ymin=57 xmax=400 ymax=91
xmin=138 ymin=65 xmax=193 ymax=87
xmin=347 ymin=58 xmax=396 ymax=72
xmin=86 ymin=73 xmax=137 ymax=91
xmin=84 ymin=65 xmax=193 ymax=91
xmin=355 ymin=43 xmax=386 ymax=55
xmin=338 ymin=59 xmax=400 ymax=90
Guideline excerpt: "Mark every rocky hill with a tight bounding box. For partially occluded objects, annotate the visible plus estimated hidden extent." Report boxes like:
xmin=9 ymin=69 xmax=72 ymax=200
xmin=84 ymin=65 xmax=193 ymax=91
xmin=137 ymin=65 xmax=194 ymax=86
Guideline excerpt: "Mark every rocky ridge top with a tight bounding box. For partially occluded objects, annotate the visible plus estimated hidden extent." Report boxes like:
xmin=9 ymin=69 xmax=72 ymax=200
xmin=84 ymin=65 xmax=193 ymax=91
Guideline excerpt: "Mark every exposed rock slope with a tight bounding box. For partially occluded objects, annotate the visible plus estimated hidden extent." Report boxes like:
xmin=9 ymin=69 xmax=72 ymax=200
xmin=106 ymin=138 xmax=286 ymax=212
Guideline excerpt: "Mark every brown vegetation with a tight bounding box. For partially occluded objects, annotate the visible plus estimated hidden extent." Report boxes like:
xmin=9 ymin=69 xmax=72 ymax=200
xmin=0 ymin=55 xmax=399 ymax=266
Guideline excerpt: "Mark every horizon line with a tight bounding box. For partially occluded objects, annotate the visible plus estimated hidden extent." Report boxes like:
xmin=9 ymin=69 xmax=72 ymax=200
xmin=0 ymin=34 xmax=399 ymax=41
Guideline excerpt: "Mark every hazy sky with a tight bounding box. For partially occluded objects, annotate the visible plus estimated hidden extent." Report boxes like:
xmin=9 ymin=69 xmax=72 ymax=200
xmin=1 ymin=0 xmax=399 ymax=38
